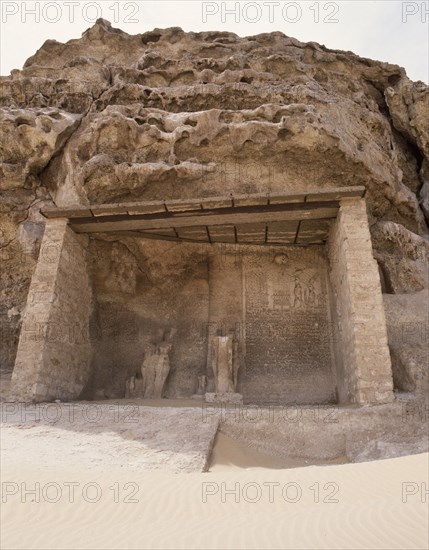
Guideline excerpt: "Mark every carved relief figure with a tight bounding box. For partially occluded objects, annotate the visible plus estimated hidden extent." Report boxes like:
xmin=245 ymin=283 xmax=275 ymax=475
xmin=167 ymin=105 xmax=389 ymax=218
xmin=125 ymin=373 xmax=144 ymax=398
xmin=105 ymin=243 xmax=137 ymax=294
xmin=306 ymin=280 xmax=318 ymax=307
xmin=293 ymin=278 xmax=304 ymax=308
xmin=267 ymin=264 xmax=323 ymax=310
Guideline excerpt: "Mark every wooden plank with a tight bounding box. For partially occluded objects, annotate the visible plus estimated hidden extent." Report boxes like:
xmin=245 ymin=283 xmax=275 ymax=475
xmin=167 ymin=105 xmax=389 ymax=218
xmin=177 ymin=227 xmax=210 ymax=241
xmin=127 ymin=203 xmax=166 ymax=215
xmin=141 ymin=228 xmax=177 ymax=237
xmin=266 ymin=220 xmax=299 ymax=244
xmin=104 ymin=230 xmax=181 ymax=242
xmin=296 ymin=219 xmax=332 ymax=244
xmin=92 ymin=205 xmax=129 ymax=216
xmin=268 ymin=193 xmax=306 ymax=204
xmin=208 ymin=226 xmax=236 ymax=243
xmin=236 ymin=223 xmax=266 ymax=243
xmin=41 ymin=187 xmax=364 ymax=219
xmin=102 ymin=230 xmax=209 ymax=244
xmin=233 ymin=196 xmax=269 ymax=207
xmin=41 ymin=210 xmax=63 ymax=219
xmin=70 ymin=208 xmax=338 ymax=233
xmin=165 ymin=200 xmax=202 ymax=212
xmin=267 ymin=236 xmax=296 ymax=245
xmin=42 ymin=207 xmax=92 ymax=219
xmin=201 ymin=198 xmax=233 ymax=209
xmin=91 ymin=201 xmax=166 ymax=216
xmin=70 ymin=202 xmax=339 ymax=234
xmin=305 ymin=186 xmax=365 ymax=202
xmin=98 ymin=230 xmax=206 ymax=244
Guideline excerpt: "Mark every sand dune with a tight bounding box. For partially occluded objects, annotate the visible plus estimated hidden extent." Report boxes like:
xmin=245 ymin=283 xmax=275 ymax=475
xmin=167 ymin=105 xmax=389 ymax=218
xmin=1 ymin=453 xmax=428 ymax=549
xmin=1 ymin=402 xmax=428 ymax=548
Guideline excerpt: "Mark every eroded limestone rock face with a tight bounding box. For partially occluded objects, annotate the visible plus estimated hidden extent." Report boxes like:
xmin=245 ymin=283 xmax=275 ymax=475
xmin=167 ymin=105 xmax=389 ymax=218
xmin=419 ymin=159 xmax=429 ymax=223
xmin=371 ymin=221 xmax=429 ymax=293
xmin=385 ymin=80 xmax=429 ymax=158
xmin=384 ymin=290 xmax=429 ymax=394
xmin=1 ymin=19 xmax=428 ymax=395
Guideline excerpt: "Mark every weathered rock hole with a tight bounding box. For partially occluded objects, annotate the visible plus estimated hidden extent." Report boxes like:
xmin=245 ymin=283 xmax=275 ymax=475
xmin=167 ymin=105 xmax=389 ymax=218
xmin=184 ymin=118 xmax=198 ymax=127
xmin=141 ymin=33 xmax=161 ymax=45
xmin=15 ymin=117 xmax=34 ymax=127
xmin=147 ymin=117 xmax=163 ymax=130
xmin=388 ymin=74 xmax=402 ymax=86
xmin=277 ymin=128 xmax=292 ymax=140
xmin=47 ymin=112 xmax=62 ymax=120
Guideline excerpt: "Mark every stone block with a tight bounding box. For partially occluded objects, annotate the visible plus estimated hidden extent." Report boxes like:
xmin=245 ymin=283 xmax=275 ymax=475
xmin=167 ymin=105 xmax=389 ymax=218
xmin=205 ymin=392 xmax=243 ymax=404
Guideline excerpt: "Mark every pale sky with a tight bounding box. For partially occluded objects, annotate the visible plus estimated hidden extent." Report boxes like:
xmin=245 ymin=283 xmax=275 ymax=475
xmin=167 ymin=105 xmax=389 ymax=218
xmin=1 ymin=0 xmax=428 ymax=82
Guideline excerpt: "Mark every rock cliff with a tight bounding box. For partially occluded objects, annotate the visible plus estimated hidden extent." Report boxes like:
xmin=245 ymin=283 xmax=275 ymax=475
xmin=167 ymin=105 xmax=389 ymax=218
xmin=1 ymin=19 xmax=428 ymax=390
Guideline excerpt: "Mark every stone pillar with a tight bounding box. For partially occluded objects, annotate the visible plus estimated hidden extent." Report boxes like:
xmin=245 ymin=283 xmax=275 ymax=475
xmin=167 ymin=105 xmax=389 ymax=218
xmin=328 ymin=198 xmax=394 ymax=405
xmin=11 ymin=219 xmax=93 ymax=402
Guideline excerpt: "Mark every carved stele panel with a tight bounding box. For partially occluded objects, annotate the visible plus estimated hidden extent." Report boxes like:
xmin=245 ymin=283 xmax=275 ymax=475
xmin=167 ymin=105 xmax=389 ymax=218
xmin=239 ymin=247 xmax=336 ymax=404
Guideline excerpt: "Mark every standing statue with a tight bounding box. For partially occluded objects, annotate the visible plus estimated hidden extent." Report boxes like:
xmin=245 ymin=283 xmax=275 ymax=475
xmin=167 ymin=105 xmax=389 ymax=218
xmin=140 ymin=343 xmax=157 ymax=398
xmin=205 ymin=334 xmax=242 ymax=404
xmin=125 ymin=333 xmax=173 ymax=399
xmin=191 ymin=373 xmax=207 ymax=400
xmin=125 ymin=373 xmax=144 ymax=398
xmin=141 ymin=341 xmax=172 ymax=399
xmin=151 ymin=342 xmax=172 ymax=398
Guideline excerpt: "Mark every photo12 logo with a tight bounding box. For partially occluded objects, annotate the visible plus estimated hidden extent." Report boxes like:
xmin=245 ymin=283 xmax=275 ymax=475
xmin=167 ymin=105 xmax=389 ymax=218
xmin=1 ymin=481 xmax=140 ymax=503
xmin=202 ymin=480 xmax=340 ymax=503
xmin=202 ymin=1 xmax=341 ymax=24
xmin=402 ymin=482 xmax=428 ymax=503
xmin=1 ymin=1 xmax=142 ymax=24
xmin=402 ymin=2 xmax=428 ymax=23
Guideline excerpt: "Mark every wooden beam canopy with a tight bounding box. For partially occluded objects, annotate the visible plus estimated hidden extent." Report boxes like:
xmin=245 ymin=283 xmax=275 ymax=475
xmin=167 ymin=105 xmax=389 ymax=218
xmin=41 ymin=186 xmax=365 ymax=246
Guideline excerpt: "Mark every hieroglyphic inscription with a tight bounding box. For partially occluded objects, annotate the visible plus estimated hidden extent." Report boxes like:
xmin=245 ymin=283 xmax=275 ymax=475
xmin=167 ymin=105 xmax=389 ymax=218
xmin=241 ymin=247 xmax=336 ymax=404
